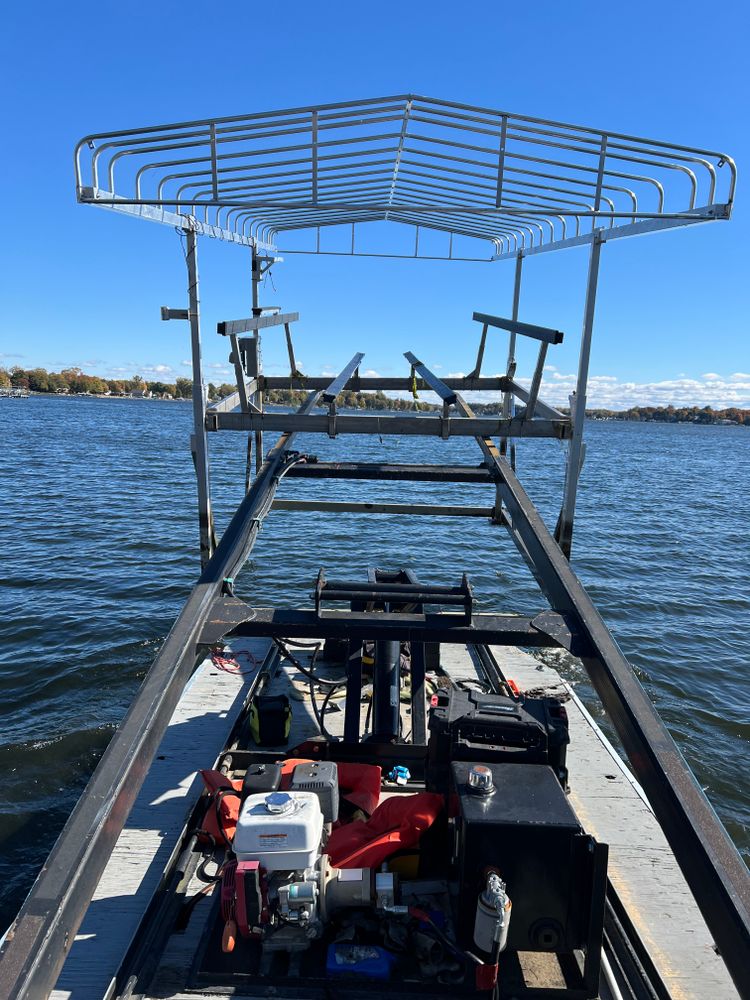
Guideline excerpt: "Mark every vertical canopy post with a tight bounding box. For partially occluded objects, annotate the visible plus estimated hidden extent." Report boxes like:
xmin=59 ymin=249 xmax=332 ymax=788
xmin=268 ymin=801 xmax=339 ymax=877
xmin=500 ymin=251 xmax=524 ymax=465
xmin=185 ymin=228 xmax=216 ymax=567
xmin=251 ymin=247 xmax=264 ymax=479
xmin=556 ymin=233 xmax=604 ymax=557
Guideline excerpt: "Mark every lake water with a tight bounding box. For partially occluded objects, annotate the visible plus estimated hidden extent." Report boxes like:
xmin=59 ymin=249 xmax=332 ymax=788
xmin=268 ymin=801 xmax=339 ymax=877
xmin=1 ymin=395 xmax=748 ymax=930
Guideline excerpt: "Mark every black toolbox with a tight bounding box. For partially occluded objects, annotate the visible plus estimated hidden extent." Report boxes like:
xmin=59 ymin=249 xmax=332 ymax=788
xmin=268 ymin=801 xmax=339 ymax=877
xmin=427 ymin=687 xmax=569 ymax=790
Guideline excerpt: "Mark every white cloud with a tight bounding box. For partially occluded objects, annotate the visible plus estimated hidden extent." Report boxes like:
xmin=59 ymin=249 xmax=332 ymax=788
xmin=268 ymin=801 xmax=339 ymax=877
xmin=465 ymin=371 xmax=750 ymax=409
xmin=448 ymin=371 xmax=466 ymax=378
xmin=141 ymin=364 xmax=174 ymax=375
xmin=181 ymin=360 xmax=192 ymax=367
xmin=362 ymin=368 xmax=380 ymax=378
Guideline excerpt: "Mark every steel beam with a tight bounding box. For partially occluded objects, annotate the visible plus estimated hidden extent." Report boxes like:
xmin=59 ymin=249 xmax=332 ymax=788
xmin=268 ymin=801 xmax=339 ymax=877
xmin=507 ymin=379 xmax=565 ymax=420
xmin=472 ymin=311 xmax=564 ymax=345
xmin=217 ymin=311 xmax=299 ymax=336
xmin=0 ymin=391 xmax=322 ymax=1000
xmin=207 ymin=411 xmax=570 ymax=439
xmin=322 ymin=353 xmax=366 ymax=402
xmin=207 ymin=380 xmax=259 ymax=413
xmin=271 ymin=499 xmax=493 ymax=518
xmin=201 ymin=601 xmax=573 ymax=649
xmin=259 ymin=375 xmax=509 ymax=392
xmin=283 ymin=462 xmax=496 ymax=483
xmin=403 ymin=351 xmax=457 ymax=405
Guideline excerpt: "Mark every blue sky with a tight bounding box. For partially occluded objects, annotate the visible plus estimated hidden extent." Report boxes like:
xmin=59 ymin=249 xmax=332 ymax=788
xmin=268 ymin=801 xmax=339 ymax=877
xmin=1 ymin=1 xmax=748 ymax=408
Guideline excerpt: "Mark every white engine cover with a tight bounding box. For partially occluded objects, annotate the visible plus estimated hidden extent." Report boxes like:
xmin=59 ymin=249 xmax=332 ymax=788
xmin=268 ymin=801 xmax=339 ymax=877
xmin=234 ymin=791 xmax=323 ymax=870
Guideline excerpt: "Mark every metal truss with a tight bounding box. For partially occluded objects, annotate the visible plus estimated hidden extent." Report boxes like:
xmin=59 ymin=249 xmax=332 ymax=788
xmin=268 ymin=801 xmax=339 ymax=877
xmin=74 ymin=94 xmax=735 ymax=258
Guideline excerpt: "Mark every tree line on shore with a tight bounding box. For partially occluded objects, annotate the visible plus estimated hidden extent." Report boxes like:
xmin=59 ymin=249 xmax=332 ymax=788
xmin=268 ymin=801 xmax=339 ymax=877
xmin=2 ymin=366 xmax=747 ymax=424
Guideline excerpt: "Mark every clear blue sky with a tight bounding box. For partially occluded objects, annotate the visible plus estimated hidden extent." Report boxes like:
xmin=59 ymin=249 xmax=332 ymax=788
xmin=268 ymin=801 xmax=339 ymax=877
xmin=1 ymin=1 xmax=747 ymax=408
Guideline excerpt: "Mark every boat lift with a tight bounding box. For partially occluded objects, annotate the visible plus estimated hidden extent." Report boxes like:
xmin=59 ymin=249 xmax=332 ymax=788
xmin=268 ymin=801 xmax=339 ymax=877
xmin=0 ymin=96 xmax=746 ymax=999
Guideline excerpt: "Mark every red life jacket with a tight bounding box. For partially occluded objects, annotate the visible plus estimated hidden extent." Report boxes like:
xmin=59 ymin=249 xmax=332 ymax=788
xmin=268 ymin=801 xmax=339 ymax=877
xmin=325 ymin=792 xmax=444 ymax=869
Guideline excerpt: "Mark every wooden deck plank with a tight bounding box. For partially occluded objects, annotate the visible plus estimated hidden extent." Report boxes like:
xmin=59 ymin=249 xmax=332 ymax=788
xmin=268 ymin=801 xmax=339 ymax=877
xmin=51 ymin=639 xmax=271 ymax=1000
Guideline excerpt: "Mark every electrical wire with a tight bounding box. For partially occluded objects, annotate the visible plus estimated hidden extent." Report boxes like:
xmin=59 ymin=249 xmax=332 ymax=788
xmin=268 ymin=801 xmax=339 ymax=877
xmin=318 ymin=682 xmax=346 ymax=741
xmin=273 ymin=639 xmax=341 ymax=687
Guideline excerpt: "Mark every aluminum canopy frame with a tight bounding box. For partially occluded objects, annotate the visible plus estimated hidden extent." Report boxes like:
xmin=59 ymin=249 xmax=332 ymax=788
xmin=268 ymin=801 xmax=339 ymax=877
xmin=74 ymin=94 xmax=735 ymax=258
xmin=72 ymin=95 xmax=737 ymax=555
xmin=0 ymin=99 xmax=746 ymax=1000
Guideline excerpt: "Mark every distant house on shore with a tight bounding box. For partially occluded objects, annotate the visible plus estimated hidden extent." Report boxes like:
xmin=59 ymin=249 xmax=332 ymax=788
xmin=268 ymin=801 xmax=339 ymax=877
xmin=130 ymin=388 xmax=152 ymax=399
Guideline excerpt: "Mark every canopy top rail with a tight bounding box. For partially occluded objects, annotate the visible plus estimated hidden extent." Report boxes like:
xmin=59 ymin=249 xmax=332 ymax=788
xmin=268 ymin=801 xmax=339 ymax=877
xmin=74 ymin=94 xmax=736 ymax=259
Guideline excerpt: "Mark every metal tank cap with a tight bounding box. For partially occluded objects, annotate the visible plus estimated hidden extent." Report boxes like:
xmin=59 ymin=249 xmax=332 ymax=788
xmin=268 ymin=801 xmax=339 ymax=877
xmin=468 ymin=765 xmax=495 ymax=795
xmin=265 ymin=791 xmax=294 ymax=814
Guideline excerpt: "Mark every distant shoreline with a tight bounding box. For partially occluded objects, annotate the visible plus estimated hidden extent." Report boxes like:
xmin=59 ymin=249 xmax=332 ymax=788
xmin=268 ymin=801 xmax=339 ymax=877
xmin=12 ymin=390 xmax=749 ymax=425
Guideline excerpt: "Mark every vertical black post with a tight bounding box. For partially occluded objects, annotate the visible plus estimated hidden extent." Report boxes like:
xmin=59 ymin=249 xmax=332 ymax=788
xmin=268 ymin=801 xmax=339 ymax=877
xmin=373 ymin=640 xmax=400 ymax=740
xmin=410 ymin=642 xmax=427 ymax=744
xmin=343 ymin=641 xmax=363 ymax=743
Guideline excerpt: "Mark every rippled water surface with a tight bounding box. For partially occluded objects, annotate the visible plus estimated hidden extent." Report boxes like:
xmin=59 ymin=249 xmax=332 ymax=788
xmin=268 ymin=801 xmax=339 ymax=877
xmin=1 ymin=396 xmax=748 ymax=930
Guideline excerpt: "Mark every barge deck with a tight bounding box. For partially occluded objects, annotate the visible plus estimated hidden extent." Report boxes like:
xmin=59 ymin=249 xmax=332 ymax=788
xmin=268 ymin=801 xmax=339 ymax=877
xmin=51 ymin=639 xmax=737 ymax=1000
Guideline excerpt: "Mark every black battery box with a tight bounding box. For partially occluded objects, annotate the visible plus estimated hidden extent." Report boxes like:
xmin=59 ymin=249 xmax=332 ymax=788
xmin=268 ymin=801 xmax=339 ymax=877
xmin=427 ymin=687 xmax=569 ymax=790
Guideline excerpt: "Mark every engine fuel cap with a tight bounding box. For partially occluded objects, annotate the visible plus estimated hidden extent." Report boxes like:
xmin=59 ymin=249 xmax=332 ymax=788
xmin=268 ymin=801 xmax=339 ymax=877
xmin=468 ymin=765 xmax=494 ymax=795
xmin=265 ymin=791 xmax=293 ymax=814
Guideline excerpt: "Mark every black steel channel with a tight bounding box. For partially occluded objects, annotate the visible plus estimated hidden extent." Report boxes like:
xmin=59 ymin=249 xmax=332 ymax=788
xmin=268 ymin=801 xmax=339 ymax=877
xmin=220 ymin=608 xmax=564 ymax=648
xmin=0 ymin=391 xmax=322 ymax=1000
xmin=284 ymin=462 xmax=496 ymax=483
xmin=287 ymin=462 xmax=496 ymax=483
xmin=455 ymin=401 xmax=750 ymax=995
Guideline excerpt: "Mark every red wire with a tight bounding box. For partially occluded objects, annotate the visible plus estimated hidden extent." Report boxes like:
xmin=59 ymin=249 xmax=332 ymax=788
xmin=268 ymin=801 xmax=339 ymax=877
xmin=210 ymin=648 xmax=260 ymax=674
